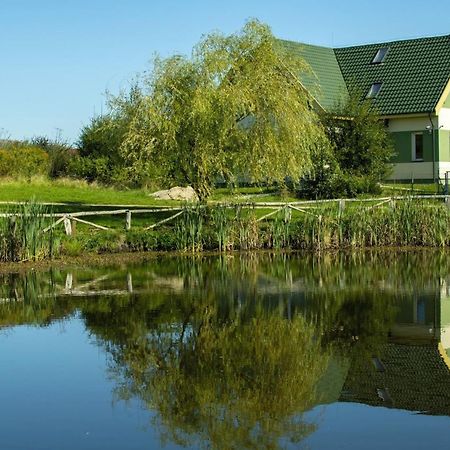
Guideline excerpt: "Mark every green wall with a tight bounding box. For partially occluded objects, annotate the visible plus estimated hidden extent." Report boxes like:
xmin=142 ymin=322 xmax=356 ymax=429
xmin=390 ymin=130 xmax=434 ymax=163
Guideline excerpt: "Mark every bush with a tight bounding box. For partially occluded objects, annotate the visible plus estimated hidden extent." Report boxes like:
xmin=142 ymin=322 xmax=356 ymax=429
xmin=0 ymin=143 xmax=49 ymax=178
xmin=298 ymin=90 xmax=394 ymax=200
xmin=31 ymin=136 xmax=77 ymax=178
xmin=67 ymin=156 xmax=112 ymax=183
xmin=125 ymin=229 xmax=178 ymax=252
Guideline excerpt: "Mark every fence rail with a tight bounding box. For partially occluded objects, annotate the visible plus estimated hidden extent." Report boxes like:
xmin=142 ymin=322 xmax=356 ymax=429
xmin=1 ymin=195 xmax=450 ymax=236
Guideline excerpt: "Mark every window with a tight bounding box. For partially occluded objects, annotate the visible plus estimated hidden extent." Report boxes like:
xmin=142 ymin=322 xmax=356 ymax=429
xmin=412 ymin=133 xmax=424 ymax=161
xmin=366 ymin=82 xmax=383 ymax=98
xmin=371 ymin=47 xmax=389 ymax=64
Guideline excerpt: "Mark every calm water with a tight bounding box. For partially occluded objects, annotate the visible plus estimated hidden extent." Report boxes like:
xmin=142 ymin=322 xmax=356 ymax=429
xmin=1 ymin=251 xmax=450 ymax=449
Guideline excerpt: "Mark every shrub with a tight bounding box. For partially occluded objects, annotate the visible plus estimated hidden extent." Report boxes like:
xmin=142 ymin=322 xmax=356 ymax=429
xmin=0 ymin=143 xmax=49 ymax=178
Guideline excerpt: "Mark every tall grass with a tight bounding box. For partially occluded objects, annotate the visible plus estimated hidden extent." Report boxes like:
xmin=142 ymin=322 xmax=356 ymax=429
xmin=169 ymin=199 xmax=450 ymax=253
xmin=174 ymin=204 xmax=205 ymax=252
xmin=0 ymin=201 xmax=58 ymax=262
xmin=290 ymin=199 xmax=450 ymax=249
xmin=5 ymin=199 xmax=450 ymax=259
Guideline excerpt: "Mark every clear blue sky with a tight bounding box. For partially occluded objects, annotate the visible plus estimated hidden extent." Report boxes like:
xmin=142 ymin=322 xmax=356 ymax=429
xmin=1 ymin=0 xmax=448 ymax=144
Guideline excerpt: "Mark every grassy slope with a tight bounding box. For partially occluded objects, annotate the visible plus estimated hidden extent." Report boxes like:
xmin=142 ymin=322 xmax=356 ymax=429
xmin=0 ymin=179 xmax=164 ymax=205
xmin=0 ymin=179 xmax=300 ymax=206
xmin=0 ymin=180 xmax=295 ymax=231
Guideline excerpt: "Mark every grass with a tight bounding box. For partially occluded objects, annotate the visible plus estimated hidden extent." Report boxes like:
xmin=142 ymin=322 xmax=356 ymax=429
xmin=2 ymin=197 xmax=450 ymax=261
xmin=211 ymin=186 xmax=298 ymax=203
xmin=0 ymin=201 xmax=58 ymax=262
xmin=0 ymin=179 xmax=298 ymax=206
xmin=51 ymin=199 xmax=450 ymax=257
xmin=0 ymin=178 xmax=444 ymax=210
xmin=0 ymin=178 xmax=172 ymax=206
xmin=1 ymin=178 xmax=449 ymax=255
xmin=381 ymin=182 xmax=442 ymax=195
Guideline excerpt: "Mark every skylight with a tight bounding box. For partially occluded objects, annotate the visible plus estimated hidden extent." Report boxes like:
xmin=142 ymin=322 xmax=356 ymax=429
xmin=371 ymin=47 xmax=389 ymax=64
xmin=366 ymin=82 xmax=383 ymax=98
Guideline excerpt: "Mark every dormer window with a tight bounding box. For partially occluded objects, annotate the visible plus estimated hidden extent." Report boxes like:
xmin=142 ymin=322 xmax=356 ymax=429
xmin=371 ymin=47 xmax=389 ymax=64
xmin=366 ymin=82 xmax=383 ymax=98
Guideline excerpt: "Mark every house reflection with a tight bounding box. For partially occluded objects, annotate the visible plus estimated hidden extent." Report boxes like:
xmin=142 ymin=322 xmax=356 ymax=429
xmin=340 ymin=282 xmax=450 ymax=415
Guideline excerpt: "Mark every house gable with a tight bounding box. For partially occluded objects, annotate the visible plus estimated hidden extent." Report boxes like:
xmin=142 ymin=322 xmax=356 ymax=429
xmin=278 ymin=39 xmax=348 ymax=111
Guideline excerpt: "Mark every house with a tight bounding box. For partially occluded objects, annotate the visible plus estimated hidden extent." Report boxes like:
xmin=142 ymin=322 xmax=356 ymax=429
xmin=281 ymin=34 xmax=450 ymax=182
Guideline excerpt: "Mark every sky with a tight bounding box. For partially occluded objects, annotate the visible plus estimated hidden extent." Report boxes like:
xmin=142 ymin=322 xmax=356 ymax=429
xmin=0 ymin=0 xmax=449 ymax=144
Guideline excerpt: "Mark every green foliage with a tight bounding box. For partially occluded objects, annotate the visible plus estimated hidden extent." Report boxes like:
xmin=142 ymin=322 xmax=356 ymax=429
xmin=49 ymin=200 xmax=450 ymax=257
xmin=67 ymin=155 xmax=112 ymax=183
xmin=61 ymin=230 xmax=125 ymax=255
xmin=73 ymin=90 xmax=150 ymax=187
xmin=0 ymin=202 xmax=58 ymax=261
xmin=111 ymin=20 xmax=327 ymax=200
xmin=0 ymin=143 xmax=49 ymax=178
xmin=74 ymin=115 xmax=126 ymax=184
xmin=78 ymin=115 xmax=126 ymax=162
xmin=299 ymin=91 xmax=394 ymax=199
xmin=31 ymin=135 xmax=74 ymax=178
xmin=325 ymin=92 xmax=394 ymax=179
xmin=125 ymin=229 xmax=177 ymax=251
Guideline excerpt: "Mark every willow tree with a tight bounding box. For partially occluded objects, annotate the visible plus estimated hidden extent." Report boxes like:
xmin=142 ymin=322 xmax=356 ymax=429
xmin=116 ymin=20 xmax=328 ymax=200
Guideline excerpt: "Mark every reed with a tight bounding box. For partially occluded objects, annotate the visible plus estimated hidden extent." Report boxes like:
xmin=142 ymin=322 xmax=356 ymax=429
xmin=4 ymin=199 xmax=450 ymax=260
xmin=133 ymin=200 xmax=450 ymax=253
xmin=0 ymin=201 xmax=58 ymax=262
xmin=210 ymin=204 xmax=232 ymax=252
xmin=174 ymin=204 xmax=205 ymax=252
xmin=290 ymin=199 xmax=450 ymax=250
xmin=235 ymin=205 xmax=259 ymax=251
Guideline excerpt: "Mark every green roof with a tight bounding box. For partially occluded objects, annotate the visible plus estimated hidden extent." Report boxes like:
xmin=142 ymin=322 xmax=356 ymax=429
xmin=281 ymin=34 xmax=450 ymax=116
xmin=279 ymin=39 xmax=348 ymax=111
xmin=341 ymin=343 xmax=450 ymax=416
xmin=335 ymin=35 xmax=450 ymax=116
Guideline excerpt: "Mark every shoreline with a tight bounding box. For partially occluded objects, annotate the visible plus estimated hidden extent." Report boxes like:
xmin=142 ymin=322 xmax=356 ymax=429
xmin=0 ymin=246 xmax=448 ymax=273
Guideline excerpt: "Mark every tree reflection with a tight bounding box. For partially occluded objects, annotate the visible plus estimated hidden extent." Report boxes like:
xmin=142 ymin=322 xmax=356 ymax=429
xmin=100 ymin=302 xmax=330 ymax=449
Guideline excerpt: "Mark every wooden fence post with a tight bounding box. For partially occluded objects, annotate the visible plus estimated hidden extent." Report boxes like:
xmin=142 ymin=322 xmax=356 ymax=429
xmin=339 ymin=199 xmax=345 ymax=214
xmin=125 ymin=210 xmax=132 ymax=231
xmin=63 ymin=215 xmax=72 ymax=236
xmin=65 ymin=273 xmax=73 ymax=291
xmin=127 ymin=272 xmax=133 ymax=293
xmin=71 ymin=218 xmax=77 ymax=236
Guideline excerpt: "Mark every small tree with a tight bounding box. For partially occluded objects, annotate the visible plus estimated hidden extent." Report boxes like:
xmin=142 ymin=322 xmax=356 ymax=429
xmin=114 ymin=20 xmax=327 ymax=200
xmin=322 ymin=92 xmax=394 ymax=195
xmin=299 ymin=91 xmax=394 ymax=199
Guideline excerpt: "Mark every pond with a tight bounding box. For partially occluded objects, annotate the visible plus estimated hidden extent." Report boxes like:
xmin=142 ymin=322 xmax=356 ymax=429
xmin=1 ymin=251 xmax=450 ymax=449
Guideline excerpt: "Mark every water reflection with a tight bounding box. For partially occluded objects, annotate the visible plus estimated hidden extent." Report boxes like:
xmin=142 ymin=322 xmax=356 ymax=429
xmin=1 ymin=251 xmax=450 ymax=449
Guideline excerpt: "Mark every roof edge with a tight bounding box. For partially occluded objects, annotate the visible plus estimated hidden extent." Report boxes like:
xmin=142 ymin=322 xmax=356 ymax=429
xmin=276 ymin=38 xmax=333 ymax=52
xmin=334 ymin=33 xmax=450 ymax=50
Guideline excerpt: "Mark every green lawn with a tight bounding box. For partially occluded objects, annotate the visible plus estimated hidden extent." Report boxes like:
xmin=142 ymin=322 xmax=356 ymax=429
xmin=0 ymin=178 xmax=443 ymax=218
xmin=0 ymin=179 xmax=171 ymax=206
xmin=1 ymin=178 xmax=447 ymax=239
xmin=0 ymin=179 xmax=301 ymax=206
xmin=381 ymin=182 xmax=443 ymax=195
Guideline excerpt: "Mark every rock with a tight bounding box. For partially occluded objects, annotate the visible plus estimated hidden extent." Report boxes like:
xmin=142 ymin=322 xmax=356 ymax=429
xmin=150 ymin=186 xmax=198 ymax=201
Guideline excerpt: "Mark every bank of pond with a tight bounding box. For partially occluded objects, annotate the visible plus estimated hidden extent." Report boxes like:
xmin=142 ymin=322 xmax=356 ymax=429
xmin=2 ymin=199 xmax=450 ymax=262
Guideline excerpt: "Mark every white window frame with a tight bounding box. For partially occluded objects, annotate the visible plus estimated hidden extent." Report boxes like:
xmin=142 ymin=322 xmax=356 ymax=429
xmin=371 ymin=47 xmax=389 ymax=64
xmin=411 ymin=132 xmax=424 ymax=162
xmin=366 ymin=82 xmax=383 ymax=99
